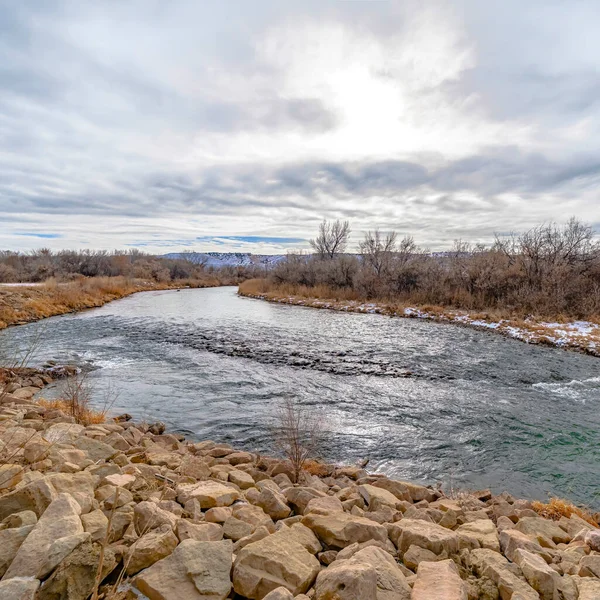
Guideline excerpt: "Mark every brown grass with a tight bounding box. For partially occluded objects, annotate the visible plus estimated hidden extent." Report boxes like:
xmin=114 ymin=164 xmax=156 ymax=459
xmin=37 ymin=398 xmax=107 ymax=425
xmin=0 ymin=276 xmax=220 ymax=329
xmin=532 ymin=498 xmax=598 ymax=527
xmin=302 ymin=459 xmax=331 ymax=477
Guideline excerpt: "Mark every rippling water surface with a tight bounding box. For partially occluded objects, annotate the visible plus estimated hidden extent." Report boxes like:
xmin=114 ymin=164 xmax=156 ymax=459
xmin=1 ymin=287 xmax=599 ymax=506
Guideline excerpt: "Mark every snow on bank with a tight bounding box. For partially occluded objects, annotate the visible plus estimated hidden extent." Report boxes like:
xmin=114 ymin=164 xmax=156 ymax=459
xmin=240 ymin=292 xmax=600 ymax=357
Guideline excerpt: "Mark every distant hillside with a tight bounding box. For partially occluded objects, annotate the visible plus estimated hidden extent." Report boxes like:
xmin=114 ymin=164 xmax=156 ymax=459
xmin=162 ymin=252 xmax=286 ymax=269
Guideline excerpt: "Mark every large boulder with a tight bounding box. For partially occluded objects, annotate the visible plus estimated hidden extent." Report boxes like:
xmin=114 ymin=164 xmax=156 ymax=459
xmin=513 ymin=548 xmax=560 ymax=600
xmin=233 ymin=533 xmax=320 ymax=599
xmin=0 ymin=577 xmax=40 ymax=599
xmin=343 ymin=545 xmax=411 ymax=600
xmin=176 ymin=480 xmax=240 ymax=508
xmin=466 ymin=548 xmax=539 ymax=600
xmin=36 ymin=539 xmax=117 ymax=600
xmin=388 ymin=519 xmax=459 ymax=556
xmin=133 ymin=501 xmax=179 ymax=535
xmin=499 ymin=529 xmax=552 ymax=563
xmin=135 ymin=539 xmax=233 ymax=600
xmin=3 ymin=493 xmax=88 ymax=580
xmin=315 ymin=562 xmax=378 ymax=600
xmin=0 ymin=525 xmax=34 ymax=578
xmin=256 ymin=488 xmax=291 ymax=521
xmin=358 ymin=484 xmax=401 ymax=510
xmin=456 ymin=520 xmax=500 ymax=552
xmin=411 ymin=559 xmax=468 ymax=600
xmin=126 ymin=524 xmax=179 ymax=575
xmin=514 ymin=517 xmax=572 ymax=545
xmin=0 ymin=478 xmax=56 ymax=520
xmin=302 ymin=512 xmax=388 ymax=549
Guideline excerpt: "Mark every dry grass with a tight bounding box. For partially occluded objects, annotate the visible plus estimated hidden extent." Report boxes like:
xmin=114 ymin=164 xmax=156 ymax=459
xmin=37 ymin=398 xmax=107 ymax=425
xmin=302 ymin=459 xmax=331 ymax=477
xmin=0 ymin=276 xmax=220 ymax=329
xmin=532 ymin=498 xmax=598 ymax=527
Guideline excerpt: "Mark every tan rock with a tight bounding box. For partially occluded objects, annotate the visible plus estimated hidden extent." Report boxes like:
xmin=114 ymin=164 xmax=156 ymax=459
xmin=3 ymin=493 xmax=87 ymax=580
xmin=302 ymin=512 xmax=388 ymax=549
xmin=402 ymin=544 xmax=439 ymax=571
xmin=304 ymin=495 xmax=344 ymax=516
xmin=233 ymin=534 xmax=320 ymax=599
xmin=126 ymin=524 xmax=179 ymax=575
xmin=345 ymin=545 xmax=411 ymax=600
xmin=370 ymin=479 xmax=412 ymax=503
xmin=256 ymin=488 xmax=292 ymax=520
xmin=499 ymin=528 xmax=552 ymax=563
xmin=0 ymin=525 xmax=35 ymax=577
xmin=466 ymin=548 xmax=539 ymax=600
xmin=81 ymin=509 xmax=108 ymax=542
xmin=205 ymin=507 xmax=233 ymax=523
xmin=576 ymin=576 xmax=600 ymax=600
xmin=513 ymin=548 xmax=558 ymax=600
xmin=315 ymin=561 xmax=378 ymax=600
xmin=456 ymin=520 xmax=500 ymax=552
xmin=42 ymin=422 xmax=85 ymax=443
xmin=263 ymin=587 xmax=294 ymax=600
xmin=73 ymin=436 xmax=118 ymax=462
xmin=36 ymin=539 xmax=117 ymax=600
xmin=0 ymin=577 xmax=40 ymax=599
xmin=228 ymin=451 xmax=254 ymax=465
xmin=272 ymin=523 xmax=322 ymax=555
xmin=514 ymin=517 xmax=572 ymax=545
xmin=46 ymin=471 xmax=96 ymax=514
xmin=135 ymin=539 xmax=233 ymax=600
xmin=579 ymin=554 xmax=600 ymax=578
xmin=284 ymin=487 xmax=327 ymax=514
xmin=0 ymin=478 xmax=56 ymax=520
xmin=358 ymin=484 xmax=400 ymax=510
xmin=0 ymin=511 xmax=36 ymax=530
xmin=133 ymin=501 xmax=179 ymax=535
xmin=0 ymin=465 xmax=23 ymax=491
xmin=102 ymin=473 xmax=136 ymax=488
xmin=230 ymin=469 xmax=255 ymax=489
xmin=584 ymin=529 xmax=600 ymax=552
xmin=177 ymin=480 xmax=241 ymax=508
xmin=389 ymin=519 xmax=459 ymax=556
xmin=412 ymin=559 xmax=468 ymax=600
xmin=176 ymin=519 xmax=223 ymax=542
xmin=179 ymin=455 xmax=211 ymax=480
xmin=224 ymin=516 xmax=254 ymax=541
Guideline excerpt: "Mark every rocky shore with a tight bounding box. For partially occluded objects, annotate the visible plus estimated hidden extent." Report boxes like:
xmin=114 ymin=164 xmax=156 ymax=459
xmin=0 ymin=369 xmax=599 ymax=599
xmin=238 ymin=289 xmax=600 ymax=359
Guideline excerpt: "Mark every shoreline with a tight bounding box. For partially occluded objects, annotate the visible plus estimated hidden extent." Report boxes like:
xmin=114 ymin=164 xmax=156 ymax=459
xmin=0 ymin=367 xmax=598 ymax=598
xmin=0 ymin=277 xmax=222 ymax=330
xmin=238 ymin=289 xmax=600 ymax=358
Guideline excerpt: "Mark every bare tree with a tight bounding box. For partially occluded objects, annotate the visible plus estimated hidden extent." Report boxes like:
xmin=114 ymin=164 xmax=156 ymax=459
xmin=360 ymin=230 xmax=397 ymax=277
xmin=274 ymin=397 xmax=324 ymax=483
xmin=310 ymin=220 xmax=351 ymax=259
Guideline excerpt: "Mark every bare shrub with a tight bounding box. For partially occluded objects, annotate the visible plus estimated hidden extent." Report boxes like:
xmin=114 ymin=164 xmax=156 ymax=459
xmin=273 ymin=397 xmax=324 ymax=483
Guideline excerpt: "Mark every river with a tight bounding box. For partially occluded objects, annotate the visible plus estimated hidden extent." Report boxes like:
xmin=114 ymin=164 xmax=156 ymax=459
xmin=1 ymin=286 xmax=599 ymax=506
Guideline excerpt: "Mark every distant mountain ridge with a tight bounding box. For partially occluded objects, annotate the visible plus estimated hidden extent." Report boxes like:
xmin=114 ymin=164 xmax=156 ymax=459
xmin=162 ymin=252 xmax=286 ymax=268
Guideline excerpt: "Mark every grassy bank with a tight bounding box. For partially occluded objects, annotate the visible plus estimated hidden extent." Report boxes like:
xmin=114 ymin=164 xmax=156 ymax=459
xmin=0 ymin=276 xmax=222 ymax=329
xmin=239 ymin=279 xmax=600 ymax=357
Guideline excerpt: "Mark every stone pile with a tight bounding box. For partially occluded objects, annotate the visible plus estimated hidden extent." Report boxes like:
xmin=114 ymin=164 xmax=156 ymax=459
xmin=0 ymin=370 xmax=599 ymax=599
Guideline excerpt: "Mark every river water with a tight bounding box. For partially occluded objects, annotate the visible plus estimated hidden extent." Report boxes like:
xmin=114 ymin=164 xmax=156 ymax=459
xmin=1 ymin=286 xmax=599 ymax=506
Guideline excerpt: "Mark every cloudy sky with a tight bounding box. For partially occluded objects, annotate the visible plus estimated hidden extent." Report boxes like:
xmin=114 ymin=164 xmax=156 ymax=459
xmin=1 ymin=0 xmax=599 ymax=254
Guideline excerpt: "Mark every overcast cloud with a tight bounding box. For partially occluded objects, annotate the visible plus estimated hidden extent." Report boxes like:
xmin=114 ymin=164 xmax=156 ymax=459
xmin=1 ymin=0 xmax=599 ymax=253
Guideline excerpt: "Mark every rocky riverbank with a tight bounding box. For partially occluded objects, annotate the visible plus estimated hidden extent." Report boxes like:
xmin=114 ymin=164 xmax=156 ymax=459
xmin=238 ymin=287 xmax=600 ymax=359
xmin=0 ymin=370 xmax=599 ymax=599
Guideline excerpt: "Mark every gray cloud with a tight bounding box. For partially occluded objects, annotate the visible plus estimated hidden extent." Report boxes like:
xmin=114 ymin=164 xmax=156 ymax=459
xmin=1 ymin=0 xmax=599 ymax=252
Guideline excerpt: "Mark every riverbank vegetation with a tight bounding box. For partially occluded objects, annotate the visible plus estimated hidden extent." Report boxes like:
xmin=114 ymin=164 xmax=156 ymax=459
xmin=0 ymin=276 xmax=218 ymax=329
xmin=256 ymin=217 xmax=600 ymax=321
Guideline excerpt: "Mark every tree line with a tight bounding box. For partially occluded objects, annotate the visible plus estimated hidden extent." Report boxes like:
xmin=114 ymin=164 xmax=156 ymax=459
xmin=0 ymin=249 xmax=257 ymax=285
xmin=271 ymin=218 xmax=600 ymax=318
